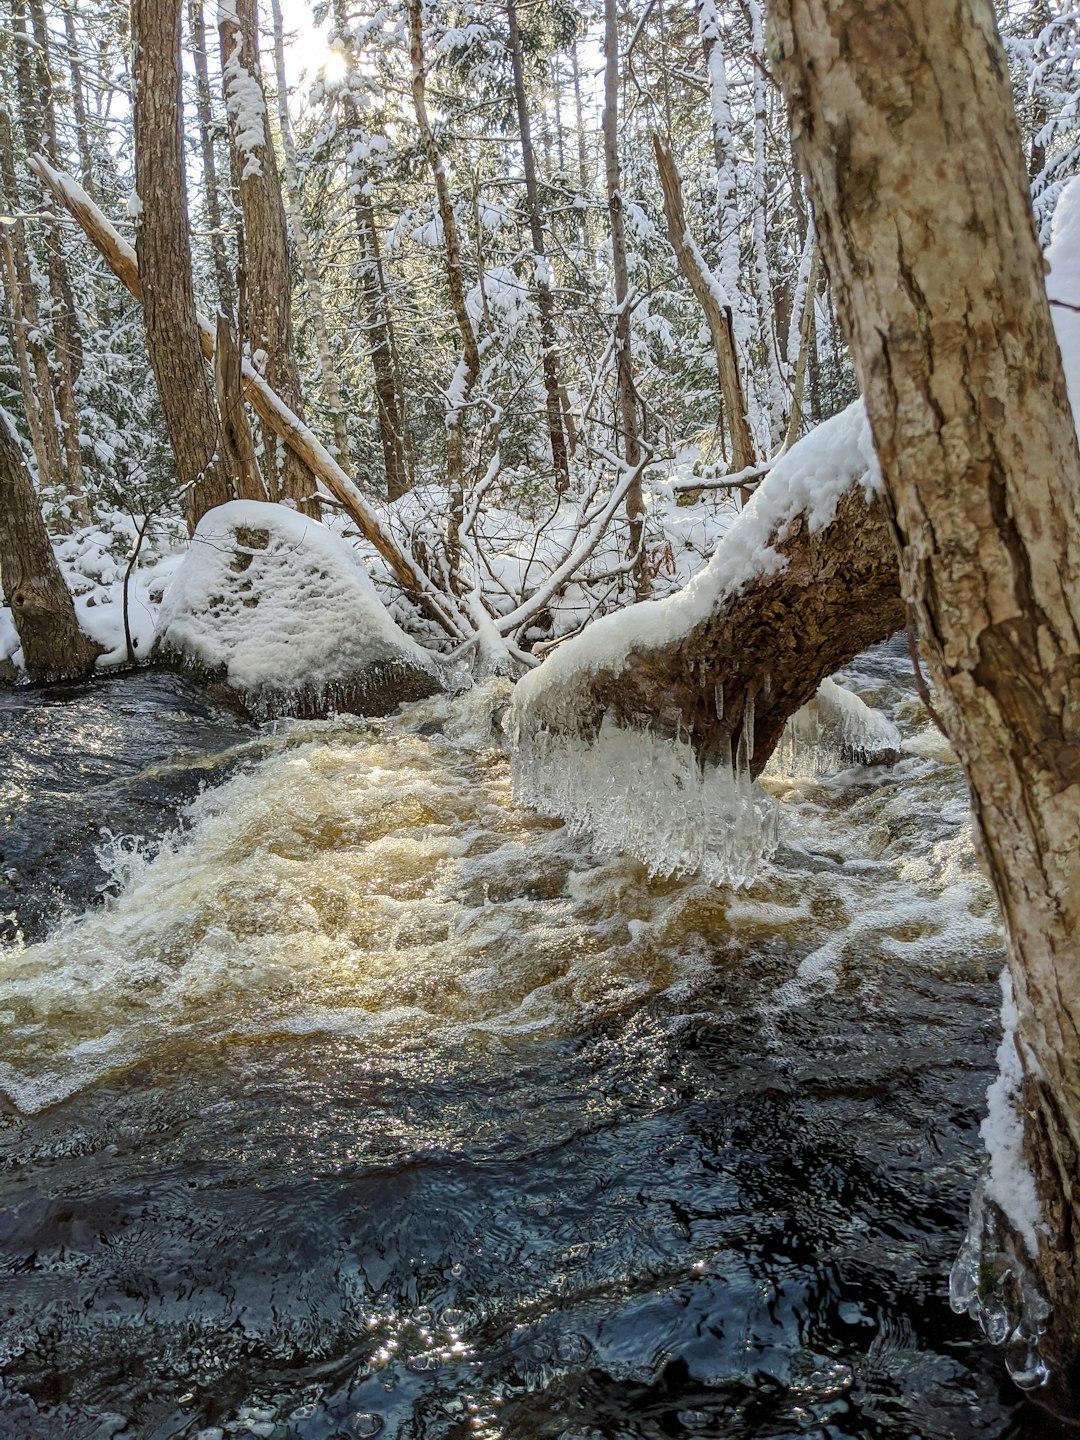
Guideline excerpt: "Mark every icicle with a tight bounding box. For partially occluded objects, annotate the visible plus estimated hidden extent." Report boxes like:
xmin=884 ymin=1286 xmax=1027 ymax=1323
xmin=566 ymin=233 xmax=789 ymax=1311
xmin=511 ymin=692 xmax=778 ymax=890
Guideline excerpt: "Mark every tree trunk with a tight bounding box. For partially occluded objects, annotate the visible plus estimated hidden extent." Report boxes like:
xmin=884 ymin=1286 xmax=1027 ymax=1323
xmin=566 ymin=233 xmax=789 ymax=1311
xmin=214 ymin=311 xmax=265 ymax=500
xmin=188 ymin=0 xmax=237 ymax=319
xmin=406 ymin=0 xmax=480 ymax=563
xmin=0 ymin=105 xmax=64 ymax=493
xmin=770 ymin=0 xmax=1080 ymax=1410
xmin=570 ymin=43 xmax=591 ymax=255
xmin=602 ymin=0 xmax=648 ymax=597
xmin=16 ymin=0 xmax=88 ymax=524
xmin=218 ymin=0 xmax=317 ymax=516
xmin=269 ymin=0 xmax=350 ymax=466
xmin=0 ymin=227 xmax=50 ymax=487
xmin=132 ymin=0 xmax=233 ymax=531
xmin=652 ymin=131 xmax=757 ymax=490
xmin=506 ymin=0 xmax=569 ymax=492
xmin=0 ymin=414 xmax=102 ymax=680
xmin=61 ymin=1 xmax=96 ymax=199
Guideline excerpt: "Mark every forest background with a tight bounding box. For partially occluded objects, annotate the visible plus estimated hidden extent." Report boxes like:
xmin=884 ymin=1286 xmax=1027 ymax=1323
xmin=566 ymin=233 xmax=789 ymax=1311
xmin=1 ymin=0 xmax=1076 ymax=676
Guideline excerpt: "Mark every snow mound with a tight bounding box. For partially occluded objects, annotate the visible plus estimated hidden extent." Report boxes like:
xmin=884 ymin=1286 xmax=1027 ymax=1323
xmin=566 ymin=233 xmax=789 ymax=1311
xmin=157 ymin=502 xmax=442 ymax=718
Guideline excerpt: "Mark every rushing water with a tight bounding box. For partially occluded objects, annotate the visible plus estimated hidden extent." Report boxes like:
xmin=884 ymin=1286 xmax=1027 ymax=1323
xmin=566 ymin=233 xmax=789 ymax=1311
xmin=0 ymin=651 xmax=1070 ymax=1439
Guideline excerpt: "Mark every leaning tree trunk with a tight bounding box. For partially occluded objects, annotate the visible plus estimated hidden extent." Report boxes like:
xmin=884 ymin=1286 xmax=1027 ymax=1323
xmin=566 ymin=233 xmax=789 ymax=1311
xmin=0 ymin=414 xmax=101 ymax=680
xmin=218 ymin=0 xmax=316 ymax=516
xmin=770 ymin=0 xmax=1080 ymax=1411
xmin=132 ymin=0 xmax=233 ymax=531
xmin=652 ymin=131 xmax=757 ymax=491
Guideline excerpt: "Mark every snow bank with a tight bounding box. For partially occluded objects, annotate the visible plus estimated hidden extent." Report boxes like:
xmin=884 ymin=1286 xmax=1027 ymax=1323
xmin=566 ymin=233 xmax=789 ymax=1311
xmin=157 ymin=502 xmax=442 ymax=718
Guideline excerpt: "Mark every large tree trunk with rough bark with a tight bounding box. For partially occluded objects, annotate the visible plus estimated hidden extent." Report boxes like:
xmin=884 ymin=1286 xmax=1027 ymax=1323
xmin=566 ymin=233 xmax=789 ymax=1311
xmin=770 ymin=0 xmax=1080 ymax=1411
xmin=0 ymin=415 xmax=101 ymax=680
xmin=132 ymin=0 xmax=233 ymax=531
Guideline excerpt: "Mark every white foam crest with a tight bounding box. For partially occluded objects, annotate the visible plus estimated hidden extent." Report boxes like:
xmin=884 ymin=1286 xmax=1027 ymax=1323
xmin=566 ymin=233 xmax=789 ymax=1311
xmin=0 ymin=726 xmax=737 ymax=1112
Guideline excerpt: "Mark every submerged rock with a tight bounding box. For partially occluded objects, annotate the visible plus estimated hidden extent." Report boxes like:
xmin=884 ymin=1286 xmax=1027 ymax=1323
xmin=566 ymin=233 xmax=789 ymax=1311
xmin=156 ymin=501 xmax=443 ymax=719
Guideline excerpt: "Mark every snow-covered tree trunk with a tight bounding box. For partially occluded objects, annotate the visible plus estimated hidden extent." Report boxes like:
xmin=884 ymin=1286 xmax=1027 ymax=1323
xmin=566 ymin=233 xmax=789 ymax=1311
xmin=771 ymin=0 xmax=1080 ymax=1408
xmin=218 ymin=0 xmax=317 ymax=517
xmin=602 ymin=0 xmax=648 ymax=598
xmin=0 ymin=412 xmax=101 ymax=680
xmin=132 ymin=0 xmax=234 ymax=530
xmin=513 ymin=441 xmax=903 ymax=779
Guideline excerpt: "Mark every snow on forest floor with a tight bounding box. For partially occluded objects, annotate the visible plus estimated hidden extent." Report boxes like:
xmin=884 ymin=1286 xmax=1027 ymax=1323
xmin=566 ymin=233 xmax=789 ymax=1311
xmin=0 ymin=450 xmax=739 ymax=677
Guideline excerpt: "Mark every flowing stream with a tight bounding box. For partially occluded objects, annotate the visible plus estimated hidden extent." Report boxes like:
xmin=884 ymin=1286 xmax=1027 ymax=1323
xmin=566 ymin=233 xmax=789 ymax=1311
xmin=0 ymin=651 xmax=1069 ymax=1439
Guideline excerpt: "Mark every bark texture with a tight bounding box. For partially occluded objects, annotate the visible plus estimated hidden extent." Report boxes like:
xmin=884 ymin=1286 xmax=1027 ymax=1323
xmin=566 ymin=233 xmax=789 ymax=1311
xmin=770 ymin=0 xmax=1080 ymax=1408
xmin=133 ymin=0 xmax=233 ymax=530
xmin=0 ymin=416 xmax=101 ymax=680
xmin=525 ymin=480 xmax=903 ymax=776
xmin=219 ymin=0 xmax=316 ymax=516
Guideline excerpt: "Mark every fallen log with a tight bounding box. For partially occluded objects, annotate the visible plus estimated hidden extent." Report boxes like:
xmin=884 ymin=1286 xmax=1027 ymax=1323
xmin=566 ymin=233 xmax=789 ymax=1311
xmin=512 ymin=399 xmax=904 ymax=780
xmin=27 ymin=155 xmax=467 ymax=641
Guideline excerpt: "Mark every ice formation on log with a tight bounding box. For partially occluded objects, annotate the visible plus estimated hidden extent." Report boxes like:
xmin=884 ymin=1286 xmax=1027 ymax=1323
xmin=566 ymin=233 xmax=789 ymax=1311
xmin=510 ymin=400 xmax=882 ymax=885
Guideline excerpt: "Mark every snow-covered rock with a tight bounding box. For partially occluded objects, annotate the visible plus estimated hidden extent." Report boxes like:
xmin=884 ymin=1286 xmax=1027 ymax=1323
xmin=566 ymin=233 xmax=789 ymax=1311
xmin=156 ymin=502 xmax=443 ymax=718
